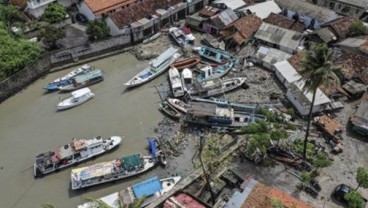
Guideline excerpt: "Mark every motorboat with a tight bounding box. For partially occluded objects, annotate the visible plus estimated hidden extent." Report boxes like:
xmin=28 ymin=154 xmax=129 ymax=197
xmin=195 ymin=45 xmax=232 ymax=63
xmin=167 ymin=98 xmax=189 ymax=114
xmin=159 ymin=101 xmax=181 ymax=119
xmin=58 ymin=69 xmax=104 ymax=92
xmin=56 ymin=87 xmax=94 ymax=111
xmin=169 ymin=67 xmax=184 ymax=97
xmin=33 ymin=136 xmax=122 ymax=177
xmin=192 ymin=77 xmax=247 ymax=98
xmin=181 ymin=68 xmax=194 ymax=93
xmin=169 ymin=27 xmax=190 ymax=47
xmin=197 ymin=59 xmax=235 ymax=82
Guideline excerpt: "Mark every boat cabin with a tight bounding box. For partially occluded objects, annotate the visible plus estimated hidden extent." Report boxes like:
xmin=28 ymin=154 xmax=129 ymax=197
xmin=199 ymin=66 xmax=214 ymax=79
xmin=73 ymin=70 xmax=103 ymax=86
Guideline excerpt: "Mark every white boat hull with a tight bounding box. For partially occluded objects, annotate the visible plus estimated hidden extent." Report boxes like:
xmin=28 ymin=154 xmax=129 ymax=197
xmin=57 ymin=92 xmax=95 ymax=110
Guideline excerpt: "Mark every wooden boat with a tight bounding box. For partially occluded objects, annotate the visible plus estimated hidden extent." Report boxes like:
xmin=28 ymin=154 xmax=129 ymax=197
xmin=159 ymin=101 xmax=181 ymax=119
xmin=169 ymin=67 xmax=184 ymax=97
xmin=167 ymin=98 xmax=189 ymax=114
xmin=125 ymin=47 xmax=181 ymax=88
xmin=197 ymin=59 xmax=235 ymax=82
xmin=78 ymin=176 xmax=181 ymax=208
xmin=191 ymin=77 xmax=247 ymax=98
xmin=171 ymin=56 xmax=201 ymax=70
xmin=195 ymin=45 xmax=232 ymax=64
xmin=56 ymin=88 xmax=95 ymax=111
xmin=71 ymin=139 xmax=164 ymax=190
xmin=33 ymin=136 xmax=122 ymax=177
xmin=58 ymin=69 xmax=104 ymax=92
xmin=143 ymin=32 xmax=161 ymax=44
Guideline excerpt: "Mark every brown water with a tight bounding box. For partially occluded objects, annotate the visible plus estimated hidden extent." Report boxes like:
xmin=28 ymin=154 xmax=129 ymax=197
xmin=0 ymin=53 xmax=168 ymax=208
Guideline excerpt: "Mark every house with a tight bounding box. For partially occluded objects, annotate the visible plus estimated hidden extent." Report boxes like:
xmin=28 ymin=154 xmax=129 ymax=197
xmin=237 ymin=1 xmax=282 ymax=20
xmin=336 ymin=36 xmax=368 ymax=55
xmin=350 ymin=92 xmax=368 ymax=136
xmin=342 ymin=80 xmax=368 ymax=98
xmin=220 ymin=14 xmax=262 ymax=47
xmin=264 ymin=13 xmax=305 ymax=33
xmin=164 ymin=193 xmax=210 ymax=208
xmin=251 ymin=47 xmax=292 ymax=70
xmin=212 ymin=0 xmax=246 ymax=11
xmin=26 ymin=0 xmax=74 ymax=18
xmin=203 ymin=8 xmax=238 ymax=33
xmin=315 ymin=0 xmax=368 ymax=18
xmin=187 ymin=6 xmax=220 ymax=31
xmin=334 ymin=50 xmax=368 ymax=85
xmin=254 ymin=23 xmax=305 ymax=54
xmin=225 ymin=178 xmax=313 ymax=208
xmin=273 ymin=60 xmax=302 ymax=87
xmin=275 ymin=0 xmax=338 ymax=29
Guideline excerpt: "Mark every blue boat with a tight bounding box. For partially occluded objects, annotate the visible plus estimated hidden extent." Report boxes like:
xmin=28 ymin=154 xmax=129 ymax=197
xmin=44 ymin=79 xmax=73 ymax=91
xmin=197 ymin=59 xmax=236 ymax=82
xmin=196 ymin=45 xmax=232 ymax=63
xmin=58 ymin=70 xmax=104 ymax=92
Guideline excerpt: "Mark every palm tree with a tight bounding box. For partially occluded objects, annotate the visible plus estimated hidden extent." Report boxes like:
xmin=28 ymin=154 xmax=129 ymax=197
xmin=300 ymin=43 xmax=340 ymax=160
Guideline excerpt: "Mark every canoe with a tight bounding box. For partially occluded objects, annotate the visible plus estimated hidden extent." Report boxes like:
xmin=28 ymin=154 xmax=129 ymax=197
xmin=159 ymin=101 xmax=181 ymax=119
xmin=171 ymin=56 xmax=201 ymax=70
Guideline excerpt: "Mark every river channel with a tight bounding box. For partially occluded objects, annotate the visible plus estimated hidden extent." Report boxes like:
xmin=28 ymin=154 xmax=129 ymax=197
xmin=0 ymin=53 xmax=169 ymax=208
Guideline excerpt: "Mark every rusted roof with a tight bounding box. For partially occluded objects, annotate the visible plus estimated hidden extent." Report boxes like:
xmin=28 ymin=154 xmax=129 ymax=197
xmin=199 ymin=6 xmax=220 ymax=17
xmin=323 ymin=16 xmax=357 ymax=39
xmin=314 ymin=115 xmax=343 ymax=136
xmin=287 ymin=52 xmax=304 ymax=72
xmin=84 ymin=0 xmax=135 ymax=14
xmin=335 ymin=50 xmax=368 ymax=84
xmin=264 ymin=13 xmax=305 ymax=33
xmin=231 ymin=14 xmax=262 ymax=45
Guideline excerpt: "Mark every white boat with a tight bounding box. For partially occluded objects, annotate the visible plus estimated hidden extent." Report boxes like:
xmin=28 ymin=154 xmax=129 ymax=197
xmin=54 ymin=64 xmax=92 ymax=83
xmin=78 ymin=176 xmax=181 ymax=208
xmin=181 ymin=68 xmax=194 ymax=93
xmin=169 ymin=67 xmax=184 ymax=97
xmin=58 ymin=70 xmax=104 ymax=92
xmin=192 ymin=77 xmax=247 ymax=98
xmin=34 ymin=136 xmax=122 ymax=177
xmin=125 ymin=47 xmax=181 ymax=88
xmin=57 ymin=88 xmax=95 ymax=111
xmin=167 ymin=98 xmax=189 ymax=114
xmin=169 ymin=27 xmax=189 ymax=47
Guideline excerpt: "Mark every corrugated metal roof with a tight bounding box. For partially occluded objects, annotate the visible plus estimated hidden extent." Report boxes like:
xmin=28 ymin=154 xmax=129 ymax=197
xmin=239 ymin=1 xmax=282 ymax=19
xmin=337 ymin=38 xmax=366 ymax=48
xmin=314 ymin=27 xmax=337 ymax=42
xmin=225 ymin=179 xmax=257 ymax=208
xmin=151 ymin=47 xmax=178 ymax=68
xmin=213 ymin=0 xmax=246 ymax=10
xmin=274 ymin=60 xmax=301 ymax=83
xmin=132 ymin=176 xmax=162 ymax=198
xmin=338 ymin=0 xmax=368 ymax=8
xmin=211 ymin=9 xmax=238 ymax=29
xmin=257 ymin=47 xmax=292 ymax=65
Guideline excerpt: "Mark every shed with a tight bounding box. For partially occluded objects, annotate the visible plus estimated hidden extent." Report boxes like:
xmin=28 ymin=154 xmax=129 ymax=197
xmin=253 ymin=47 xmax=292 ymax=69
xmin=238 ymin=1 xmax=282 ymax=19
xmin=210 ymin=9 xmax=238 ymax=29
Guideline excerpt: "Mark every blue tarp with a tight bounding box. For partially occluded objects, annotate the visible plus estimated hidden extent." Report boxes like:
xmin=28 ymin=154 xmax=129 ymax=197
xmin=148 ymin=139 xmax=157 ymax=158
xmin=132 ymin=176 xmax=162 ymax=198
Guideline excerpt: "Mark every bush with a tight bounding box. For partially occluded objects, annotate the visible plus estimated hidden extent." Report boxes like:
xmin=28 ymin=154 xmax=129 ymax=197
xmin=347 ymin=20 xmax=368 ymax=37
xmin=86 ymin=19 xmax=110 ymax=40
xmin=286 ymin=122 xmax=297 ymax=130
xmin=42 ymin=2 xmax=67 ymax=23
xmin=345 ymin=191 xmax=365 ymax=208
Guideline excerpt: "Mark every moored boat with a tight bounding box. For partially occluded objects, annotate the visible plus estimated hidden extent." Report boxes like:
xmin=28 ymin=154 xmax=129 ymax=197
xmin=195 ymin=45 xmax=232 ymax=64
xmin=58 ymin=69 xmax=104 ymax=92
xmin=167 ymin=98 xmax=189 ymax=114
xmin=57 ymin=87 xmax=95 ymax=111
xmin=170 ymin=56 xmax=200 ymax=70
xmin=71 ymin=139 xmax=165 ymax=190
xmin=159 ymin=101 xmax=181 ymax=119
xmin=33 ymin=136 xmax=122 ymax=177
xmin=78 ymin=176 xmax=181 ymax=208
xmin=125 ymin=47 xmax=181 ymax=88
xmin=169 ymin=67 xmax=184 ymax=97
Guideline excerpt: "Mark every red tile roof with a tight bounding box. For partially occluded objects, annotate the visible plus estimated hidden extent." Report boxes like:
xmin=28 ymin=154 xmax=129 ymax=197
xmin=323 ymin=16 xmax=357 ymax=39
xmin=264 ymin=13 xmax=305 ymax=33
xmin=84 ymin=0 xmax=135 ymax=14
xmin=163 ymin=193 xmax=206 ymax=208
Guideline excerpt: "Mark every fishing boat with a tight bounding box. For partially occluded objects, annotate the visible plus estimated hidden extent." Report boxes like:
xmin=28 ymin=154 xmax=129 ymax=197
xmin=143 ymin=32 xmax=162 ymax=44
xmin=125 ymin=47 xmax=181 ymax=88
xmin=192 ymin=77 xmax=246 ymax=98
xmin=181 ymin=68 xmax=194 ymax=93
xmin=44 ymin=64 xmax=92 ymax=91
xmin=195 ymin=45 xmax=232 ymax=64
xmin=197 ymin=59 xmax=235 ymax=82
xmin=169 ymin=67 xmax=184 ymax=97
xmin=169 ymin=27 xmax=190 ymax=47
xmin=170 ymin=56 xmax=200 ymax=70
xmin=33 ymin=136 xmax=122 ymax=177
xmin=56 ymin=88 xmax=95 ymax=111
xmin=71 ymin=139 xmax=165 ymax=190
xmin=167 ymin=98 xmax=189 ymax=114
xmin=58 ymin=69 xmax=104 ymax=92
xmin=159 ymin=101 xmax=181 ymax=119
xmin=78 ymin=176 xmax=181 ymax=208
xmin=192 ymin=97 xmax=258 ymax=113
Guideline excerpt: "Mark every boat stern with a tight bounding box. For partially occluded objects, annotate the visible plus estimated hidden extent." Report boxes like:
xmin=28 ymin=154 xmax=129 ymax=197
xmin=106 ymin=136 xmax=123 ymax=150
xmin=33 ymin=163 xmax=43 ymax=178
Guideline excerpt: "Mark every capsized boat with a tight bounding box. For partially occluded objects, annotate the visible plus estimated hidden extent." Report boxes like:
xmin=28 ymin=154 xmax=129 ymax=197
xmin=58 ymin=69 xmax=104 ymax=92
xmin=159 ymin=101 xmax=181 ymax=119
xmin=33 ymin=136 xmax=122 ymax=177
xmin=169 ymin=27 xmax=190 ymax=47
xmin=56 ymin=87 xmax=95 ymax=111
xmin=167 ymin=98 xmax=189 ymax=114
xmin=169 ymin=67 xmax=184 ymax=97
xmin=125 ymin=47 xmax=181 ymax=88
xmin=44 ymin=64 xmax=92 ymax=91
xmin=170 ymin=56 xmax=200 ymax=70
xmin=197 ymin=59 xmax=236 ymax=82
xmin=195 ymin=45 xmax=232 ymax=64
xmin=192 ymin=77 xmax=246 ymax=98
xmin=78 ymin=176 xmax=181 ymax=208
xmin=71 ymin=139 xmax=165 ymax=190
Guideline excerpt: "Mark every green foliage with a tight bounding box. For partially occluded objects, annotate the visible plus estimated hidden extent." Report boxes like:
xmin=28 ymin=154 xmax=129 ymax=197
xmin=83 ymin=196 xmax=114 ymax=208
xmin=270 ymin=198 xmax=285 ymax=208
xmin=86 ymin=19 xmax=110 ymax=40
xmin=347 ymin=21 xmax=368 ymax=37
xmin=287 ymin=108 xmax=296 ymax=118
xmin=312 ymin=152 xmax=332 ymax=171
xmin=41 ymin=205 xmax=54 ymax=208
xmin=356 ymin=167 xmax=368 ymax=190
xmin=0 ymin=4 xmax=23 ymax=29
xmin=270 ymin=129 xmax=288 ymax=140
xmin=300 ymin=172 xmax=311 ymax=183
xmin=248 ymin=133 xmax=271 ymax=155
xmin=345 ymin=191 xmax=365 ymax=208
xmin=286 ymin=122 xmax=297 ymax=130
xmin=39 ymin=25 xmax=65 ymax=49
xmin=293 ymin=139 xmax=315 ymax=159
xmin=42 ymin=2 xmax=67 ymax=23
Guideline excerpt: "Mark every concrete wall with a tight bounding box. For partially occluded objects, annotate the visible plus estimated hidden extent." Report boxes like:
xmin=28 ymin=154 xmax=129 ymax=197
xmin=316 ymin=0 xmax=365 ymax=17
xmin=77 ymin=2 xmax=97 ymax=20
xmin=27 ymin=5 xmax=49 ymax=18
xmin=286 ymin=89 xmax=324 ymax=116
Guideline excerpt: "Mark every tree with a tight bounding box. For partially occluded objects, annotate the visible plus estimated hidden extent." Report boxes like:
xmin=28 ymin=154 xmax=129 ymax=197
xmin=0 ymin=4 xmax=23 ymax=30
xmin=270 ymin=198 xmax=284 ymax=208
xmin=347 ymin=20 xmax=368 ymax=37
xmin=300 ymin=43 xmax=340 ymax=160
xmin=86 ymin=19 xmax=110 ymax=40
xmin=313 ymin=152 xmax=332 ymax=172
xmin=345 ymin=191 xmax=365 ymax=208
xmin=39 ymin=25 xmax=65 ymax=49
xmin=356 ymin=167 xmax=368 ymax=191
xmin=42 ymin=2 xmax=67 ymax=24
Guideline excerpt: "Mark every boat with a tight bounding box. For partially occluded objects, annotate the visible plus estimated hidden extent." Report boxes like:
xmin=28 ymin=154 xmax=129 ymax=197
xmin=33 ymin=136 xmax=122 ymax=177
xmin=44 ymin=64 xmax=92 ymax=91
xmin=58 ymin=69 xmax=104 ymax=92
xmin=192 ymin=97 xmax=258 ymax=113
xmin=197 ymin=59 xmax=235 ymax=82
xmin=159 ymin=101 xmax=181 ymax=119
xmin=195 ymin=45 xmax=232 ymax=64
xmin=169 ymin=67 xmax=184 ymax=97
xmin=56 ymin=88 xmax=95 ymax=111
xmin=78 ymin=176 xmax=181 ymax=208
xmin=169 ymin=27 xmax=190 ymax=47
xmin=167 ymin=98 xmax=189 ymax=114
xmin=143 ymin=32 xmax=162 ymax=44
xmin=181 ymin=68 xmax=194 ymax=93
xmin=170 ymin=56 xmax=201 ymax=70
xmin=71 ymin=139 xmax=165 ymax=190
xmin=192 ymin=77 xmax=246 ymax=98
xmin=125 ymin=47 xmax=181 ymax=88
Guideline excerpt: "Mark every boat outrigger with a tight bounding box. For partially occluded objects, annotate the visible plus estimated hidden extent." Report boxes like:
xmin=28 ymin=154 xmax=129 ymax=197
xmin=33 ymin=136 xmax=122 ymax=177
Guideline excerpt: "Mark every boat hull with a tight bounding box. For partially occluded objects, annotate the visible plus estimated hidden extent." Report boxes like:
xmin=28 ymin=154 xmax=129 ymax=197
xmin=167 ymin=98 xmax=188 ymax=114
xmin=171 ymin=57 xmax=200 ymax=70
xmin=56 ymin=92 xmax=95 ymax=111
xmin=159 ymin=102 xmax=181 ymax=119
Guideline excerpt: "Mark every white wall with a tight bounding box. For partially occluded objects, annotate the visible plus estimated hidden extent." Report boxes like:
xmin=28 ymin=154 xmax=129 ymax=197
xmin=27 ymin=5 xmax=48 ymax=18
xmin=77 ymin=2 xmax=96 ymax=20
xmin=105 ymin=17 xmax=129 ymax=36
xmin=286 ymin=90 xmax=324 ymax=116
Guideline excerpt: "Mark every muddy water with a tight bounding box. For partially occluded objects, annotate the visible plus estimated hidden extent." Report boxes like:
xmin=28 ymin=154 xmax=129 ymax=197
xmin=0 ymin=53 xmax=168 ymax=208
